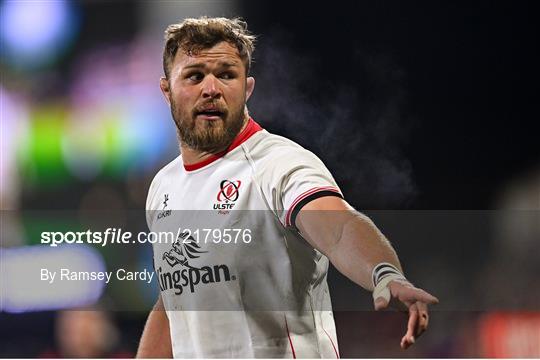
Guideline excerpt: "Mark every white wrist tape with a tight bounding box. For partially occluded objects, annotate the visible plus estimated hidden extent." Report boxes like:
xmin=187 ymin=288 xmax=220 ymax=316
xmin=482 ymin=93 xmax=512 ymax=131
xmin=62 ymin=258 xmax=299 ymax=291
xmin=372 ymin=262 xmax=403 ymax=287
xmin=372 ymin=263 xmax=407 ymax=303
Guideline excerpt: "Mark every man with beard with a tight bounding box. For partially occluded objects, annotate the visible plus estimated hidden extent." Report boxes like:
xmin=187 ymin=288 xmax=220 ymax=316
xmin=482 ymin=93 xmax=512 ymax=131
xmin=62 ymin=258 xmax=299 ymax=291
xmin=137 ymin=17 xmax=438 ymax=358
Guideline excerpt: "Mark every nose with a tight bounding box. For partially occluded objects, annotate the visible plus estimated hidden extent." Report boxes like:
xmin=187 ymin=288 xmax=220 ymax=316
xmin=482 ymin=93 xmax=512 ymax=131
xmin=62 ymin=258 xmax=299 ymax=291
xmin=201 ymin=75 xmax=222 ymax=99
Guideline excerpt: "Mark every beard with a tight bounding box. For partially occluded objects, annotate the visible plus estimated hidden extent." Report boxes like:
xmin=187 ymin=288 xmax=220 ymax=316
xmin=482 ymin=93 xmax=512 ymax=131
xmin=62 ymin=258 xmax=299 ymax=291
xmin=170 ymin=98 xmax=246 ymax=154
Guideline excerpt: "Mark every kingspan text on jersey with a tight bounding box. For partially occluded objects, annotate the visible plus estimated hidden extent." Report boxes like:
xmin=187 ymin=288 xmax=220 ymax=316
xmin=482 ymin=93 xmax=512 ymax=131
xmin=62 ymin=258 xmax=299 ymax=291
xmin=157 ymin=264 xmax=235 ymax=295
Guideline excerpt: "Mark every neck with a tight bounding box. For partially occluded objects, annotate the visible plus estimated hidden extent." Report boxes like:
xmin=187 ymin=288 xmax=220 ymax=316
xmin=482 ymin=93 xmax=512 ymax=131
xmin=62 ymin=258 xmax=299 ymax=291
xmin=180 ymin=115 xmax=250 ymax=167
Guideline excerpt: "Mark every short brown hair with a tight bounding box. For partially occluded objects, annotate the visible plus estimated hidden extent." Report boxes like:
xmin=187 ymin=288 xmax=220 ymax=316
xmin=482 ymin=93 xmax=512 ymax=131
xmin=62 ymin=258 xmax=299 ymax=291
xmin=162 ymin=17 xmax=256 ymax=79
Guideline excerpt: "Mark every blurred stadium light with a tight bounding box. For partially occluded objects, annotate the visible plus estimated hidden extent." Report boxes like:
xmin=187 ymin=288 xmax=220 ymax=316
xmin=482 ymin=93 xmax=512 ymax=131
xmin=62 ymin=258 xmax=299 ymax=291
xmin=1 ymin=245 xmax=106 ymax=313
xmin=0 ymin=86 xmax=29 ymax=208
xmin=479 ymin=312 xmax=540 ymax=357
xmin=1 ymin=1 xmax=243 ymax=192
xmin=0 ymin=0 xmax=80 ymax=69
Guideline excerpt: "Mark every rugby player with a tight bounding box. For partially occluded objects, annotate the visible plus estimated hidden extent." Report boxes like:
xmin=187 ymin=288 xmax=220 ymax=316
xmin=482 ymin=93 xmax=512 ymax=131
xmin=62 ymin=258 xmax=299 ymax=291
xmin=137 ymin=17 xmax=438 ymax=358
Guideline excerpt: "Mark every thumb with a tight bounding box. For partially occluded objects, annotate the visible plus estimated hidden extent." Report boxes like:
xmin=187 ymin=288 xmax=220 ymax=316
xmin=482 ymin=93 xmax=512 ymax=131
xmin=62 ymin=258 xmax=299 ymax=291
xmin=373 ymin=284 xmax=391 ymax=310
xmin=374 ymin=296 xmax=389 ymax=310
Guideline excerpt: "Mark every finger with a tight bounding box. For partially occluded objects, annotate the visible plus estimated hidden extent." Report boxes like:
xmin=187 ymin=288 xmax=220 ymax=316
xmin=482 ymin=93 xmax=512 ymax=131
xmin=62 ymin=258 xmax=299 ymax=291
xmin=373 ymin=286 xmax=391 ymax=310
xmin=399 ymin=287 xmax=439 ymax=306
xmin=401 ymin=303 xmax=418 ymax=349
xmin=400 ymin=332 xmax=415 ymax=350
xmin=415 ymin=301 xmax=429 ymax=338
xmin=413 ymin=289 xmax=439 ymax=305
xmin=400 ymin=334 xmax=415 ymax=350
xmin=374 ymin=296 xmax=389 ymax=311
xmin=420 ymin=291 xmax=439 ymax=305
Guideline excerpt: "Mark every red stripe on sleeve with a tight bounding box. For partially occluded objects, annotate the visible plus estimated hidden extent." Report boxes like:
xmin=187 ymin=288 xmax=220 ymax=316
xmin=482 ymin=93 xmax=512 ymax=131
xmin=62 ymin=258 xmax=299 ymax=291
xmin=285 ymin=186 xmax=341 ymax=226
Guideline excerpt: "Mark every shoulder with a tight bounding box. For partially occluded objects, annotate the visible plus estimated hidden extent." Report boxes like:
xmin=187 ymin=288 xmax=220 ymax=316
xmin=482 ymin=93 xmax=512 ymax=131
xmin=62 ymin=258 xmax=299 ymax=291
xmin=247 ymin=130 xmax=322 ymax=163
xmin=145 ymin=155 xmax=182 ymax=210
xmin=246 ymin=130 xmax=327 ymax=174
xmin=248 ymin=130 xmax=303 ymax=151
xmin=154 ymin=155 xmax=183 ymax=181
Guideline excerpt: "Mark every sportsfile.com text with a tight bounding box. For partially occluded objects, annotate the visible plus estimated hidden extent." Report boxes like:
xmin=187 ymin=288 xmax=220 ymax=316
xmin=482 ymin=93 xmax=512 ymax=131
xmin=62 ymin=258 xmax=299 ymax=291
xmin=40 ymin=228 xmax=253 ymax=247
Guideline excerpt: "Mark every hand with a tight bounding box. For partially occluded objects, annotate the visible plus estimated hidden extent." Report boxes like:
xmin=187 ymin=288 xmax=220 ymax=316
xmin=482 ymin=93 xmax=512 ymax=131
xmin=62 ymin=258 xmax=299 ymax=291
xmin=373 ymin=280 xmax=439 ymax=350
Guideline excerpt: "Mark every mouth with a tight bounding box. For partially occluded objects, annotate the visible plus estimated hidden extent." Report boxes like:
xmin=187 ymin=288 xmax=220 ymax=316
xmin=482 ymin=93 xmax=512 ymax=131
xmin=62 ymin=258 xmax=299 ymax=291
xmin=195 ymin=108 xmax=225 ymax=121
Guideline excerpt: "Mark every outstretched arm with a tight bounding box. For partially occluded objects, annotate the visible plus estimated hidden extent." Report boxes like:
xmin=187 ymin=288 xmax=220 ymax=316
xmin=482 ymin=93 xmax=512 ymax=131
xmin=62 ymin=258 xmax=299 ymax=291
xmin=136 ymin=295 xmax=173 ymax=358
xmin=296 ymin=196 xmax=439 ymax=349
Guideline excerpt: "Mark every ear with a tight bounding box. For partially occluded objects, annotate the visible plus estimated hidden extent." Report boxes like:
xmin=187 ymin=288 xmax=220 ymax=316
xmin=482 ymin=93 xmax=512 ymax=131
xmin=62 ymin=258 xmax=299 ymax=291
xmin=159 ymin=77 xmax=172 ymax=105
xmin=245 ymin=76 xmax=255 ymax=101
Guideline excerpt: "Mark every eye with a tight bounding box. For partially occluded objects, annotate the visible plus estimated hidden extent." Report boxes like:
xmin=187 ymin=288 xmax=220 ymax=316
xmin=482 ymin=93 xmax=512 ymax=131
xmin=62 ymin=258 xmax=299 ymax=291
xmin=219 ymin=72 xmax=236 ymax=80
xmin=186 ymin=72 xmax=203 ymax=82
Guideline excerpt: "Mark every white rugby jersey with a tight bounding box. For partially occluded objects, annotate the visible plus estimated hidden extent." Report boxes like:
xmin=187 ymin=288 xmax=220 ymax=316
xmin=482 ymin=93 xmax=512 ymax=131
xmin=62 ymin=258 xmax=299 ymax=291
xmin=146 ymin=118 xmax=343 ymax=358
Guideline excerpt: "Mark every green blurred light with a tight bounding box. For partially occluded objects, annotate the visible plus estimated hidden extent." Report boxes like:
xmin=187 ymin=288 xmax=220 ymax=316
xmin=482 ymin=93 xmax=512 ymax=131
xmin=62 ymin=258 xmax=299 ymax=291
xmin=16 ymin=104 xmax=154 ymax=188
xmin=18 ymin=106 xmax=73 ymax=187
xmin=101 ymin=109 xmax=144 ymax=179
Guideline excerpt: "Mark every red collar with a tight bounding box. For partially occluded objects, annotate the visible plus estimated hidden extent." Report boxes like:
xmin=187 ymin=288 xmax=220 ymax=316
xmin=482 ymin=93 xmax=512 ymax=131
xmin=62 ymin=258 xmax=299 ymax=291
xmin=183 ymin=117 xmax=263 ymax=172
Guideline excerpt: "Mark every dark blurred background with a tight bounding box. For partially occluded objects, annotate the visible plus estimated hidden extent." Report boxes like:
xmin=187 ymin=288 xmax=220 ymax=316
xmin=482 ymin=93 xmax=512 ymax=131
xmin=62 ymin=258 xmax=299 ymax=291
xmin=1 ymin=0 xmax=539 ymax=357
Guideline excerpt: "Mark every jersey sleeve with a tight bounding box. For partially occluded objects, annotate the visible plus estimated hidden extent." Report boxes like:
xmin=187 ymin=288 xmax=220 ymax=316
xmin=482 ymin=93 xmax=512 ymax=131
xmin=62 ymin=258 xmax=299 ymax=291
xmin=257 ymin=146 xmax=343 ymax=229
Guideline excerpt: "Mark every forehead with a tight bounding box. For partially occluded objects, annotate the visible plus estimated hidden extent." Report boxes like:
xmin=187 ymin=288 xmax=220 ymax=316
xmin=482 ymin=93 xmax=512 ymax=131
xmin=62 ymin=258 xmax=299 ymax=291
xmin=174 ymin=41 xmax=244 ymax=70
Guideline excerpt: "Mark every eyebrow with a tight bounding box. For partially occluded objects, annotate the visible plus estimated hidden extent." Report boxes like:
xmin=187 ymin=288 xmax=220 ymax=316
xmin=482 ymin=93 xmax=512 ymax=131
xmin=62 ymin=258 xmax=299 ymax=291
xmin=183 ymin=61 xmax=240 ymax=71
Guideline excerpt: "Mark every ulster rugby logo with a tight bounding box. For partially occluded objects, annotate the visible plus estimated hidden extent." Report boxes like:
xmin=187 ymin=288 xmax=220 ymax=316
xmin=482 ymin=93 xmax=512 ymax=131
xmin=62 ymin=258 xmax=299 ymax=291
xmin=213 ymin=180 xmax=241 ymax=211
